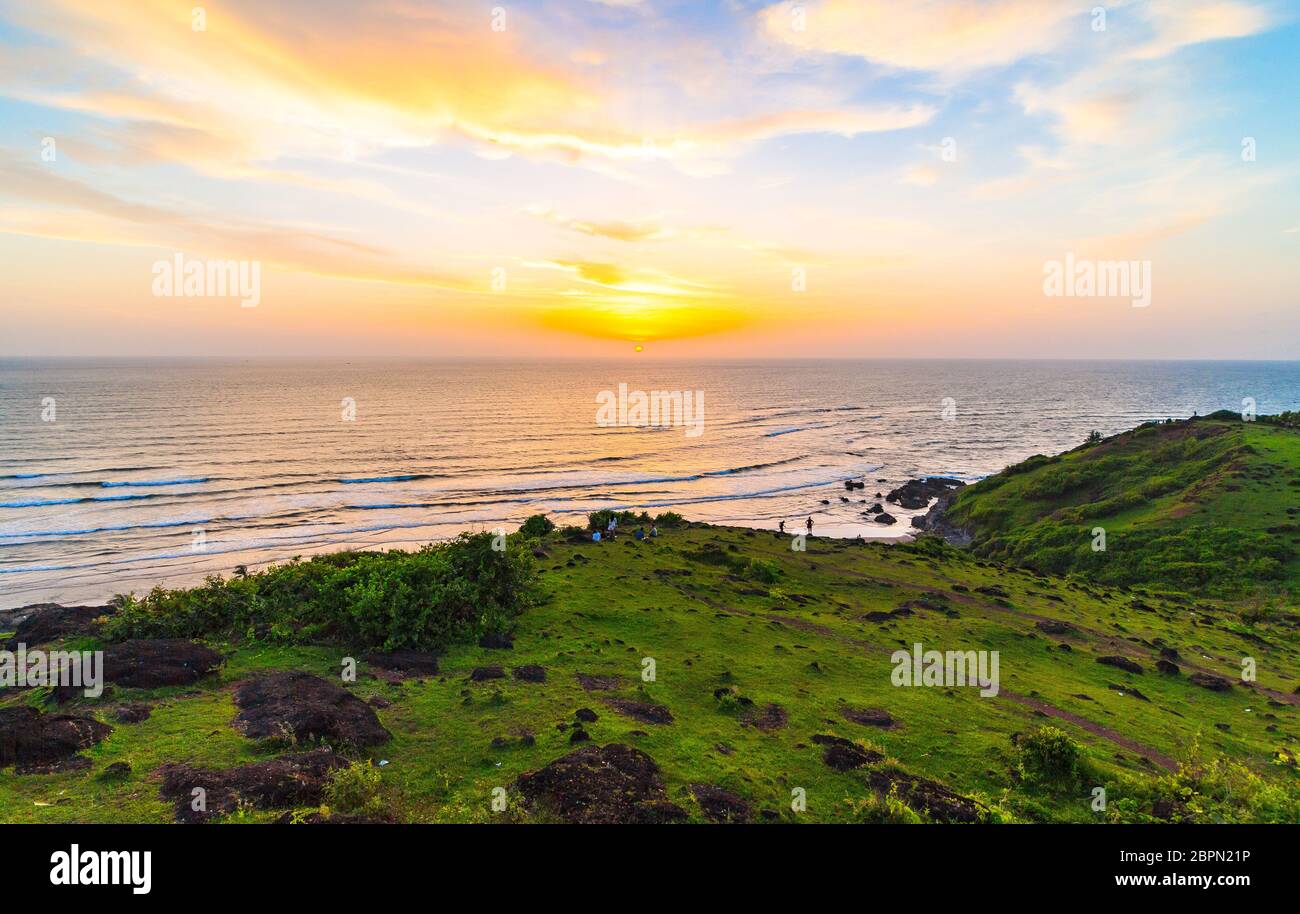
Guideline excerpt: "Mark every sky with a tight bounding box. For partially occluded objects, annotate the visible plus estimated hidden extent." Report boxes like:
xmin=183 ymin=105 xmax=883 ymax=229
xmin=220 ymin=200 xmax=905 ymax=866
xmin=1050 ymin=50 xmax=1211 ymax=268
xmin=0 ymin=0 xmax=1297 ymax=359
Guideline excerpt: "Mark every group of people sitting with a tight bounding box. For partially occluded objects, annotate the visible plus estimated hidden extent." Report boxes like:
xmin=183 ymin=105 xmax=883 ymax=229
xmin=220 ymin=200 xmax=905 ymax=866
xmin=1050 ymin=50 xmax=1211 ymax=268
xmin=592 ymin=515 xmax=658 ymax=543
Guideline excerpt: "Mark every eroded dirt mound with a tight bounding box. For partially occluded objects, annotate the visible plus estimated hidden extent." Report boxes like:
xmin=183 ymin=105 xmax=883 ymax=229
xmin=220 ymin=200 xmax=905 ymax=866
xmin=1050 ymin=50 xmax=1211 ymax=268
xmin=841 ymin=706 xmax=897 ymax=728
xmin=740 ymin=702 xmax=788 ymax=731
xmin=690 ymin=783 xmax=753 ymax=823
xmin=512 ymin=664 xmax=546 ymax=683
xmin=866 ymin=769 xmax=985 ymax=823
xmin=515 ymin=743 xmax=687 ymax=824
xmin=157 ymin=749 xmax=348 ymax=823
xmin=363 ymin=650 xmax=439 ymax=678
xmin=274 ymin=810 xmax=389 ymax=825
xmin=469 ymin=666 xmax=505 ymax=682
xmin=811 ymin=734 xmax=883 ymax=771
xmin=1096 ymin=655 xmax=1143 ymax=675
xmin=232 ymin=671 xmax=391 ymax=747
xmin=0 ymin=706 xmax=112 ymax=772
xmin=101 ymin=639 xmax=223 ymax=688
xmin=113 ymin=703 xmax=152 ymax=724
xmin=3 ymin=603 xmax=112 ymax=649
xmin=603 ymin=697 xmax=673 ymax=724
xmin=1189 ymin=672 xmax=1232 ymax=692
xmin=576 ymin=672 xmax=623 ymax=691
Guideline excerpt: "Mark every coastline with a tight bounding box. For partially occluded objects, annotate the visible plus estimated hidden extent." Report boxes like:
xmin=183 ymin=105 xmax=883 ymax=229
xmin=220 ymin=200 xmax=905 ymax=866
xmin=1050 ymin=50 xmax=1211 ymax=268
xmin=1 ymin=474 xmax=959 ymax=611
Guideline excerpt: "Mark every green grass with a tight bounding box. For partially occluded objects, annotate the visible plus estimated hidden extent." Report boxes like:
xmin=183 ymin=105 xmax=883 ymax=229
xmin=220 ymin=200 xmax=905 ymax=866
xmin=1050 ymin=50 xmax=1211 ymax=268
xmin=945 ymin=415 xmax=1300 ymax=597
xmin=4 ymin=514 xmax=1298 ymax=823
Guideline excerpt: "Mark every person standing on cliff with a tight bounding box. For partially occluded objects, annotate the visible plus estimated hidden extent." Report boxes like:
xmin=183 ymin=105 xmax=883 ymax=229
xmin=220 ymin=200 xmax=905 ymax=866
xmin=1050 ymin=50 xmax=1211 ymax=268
xmin=805 ymin=516 xmax=813 ymax=534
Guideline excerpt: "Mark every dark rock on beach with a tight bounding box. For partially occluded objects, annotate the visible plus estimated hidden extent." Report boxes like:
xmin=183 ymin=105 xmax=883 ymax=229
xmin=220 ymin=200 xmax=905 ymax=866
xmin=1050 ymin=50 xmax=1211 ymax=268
xmin=232 ymin=671 xmax=391 ymax=747
xmin=886 ymin=477 xmax=965 ymax=511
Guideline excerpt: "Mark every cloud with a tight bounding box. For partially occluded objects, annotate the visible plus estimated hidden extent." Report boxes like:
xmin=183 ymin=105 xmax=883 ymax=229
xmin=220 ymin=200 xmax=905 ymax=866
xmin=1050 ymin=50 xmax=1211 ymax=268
xmin=1128 ymin=0 xmax=1273 ymax=60
xmin=758 ymin=0 xmax=1081 ymax=73
xmin=0 ymin=153 xmax=474 ymax=290
xmin=524 ymin=206 xmax=675 ymax=242
xmin=901 ymin=164 xmax=940 ymax=187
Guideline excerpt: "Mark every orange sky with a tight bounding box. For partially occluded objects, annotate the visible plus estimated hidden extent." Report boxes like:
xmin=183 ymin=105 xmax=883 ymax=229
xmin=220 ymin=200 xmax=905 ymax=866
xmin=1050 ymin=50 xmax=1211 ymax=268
xmin=1 ymin=0 xmax=1297 ymax=358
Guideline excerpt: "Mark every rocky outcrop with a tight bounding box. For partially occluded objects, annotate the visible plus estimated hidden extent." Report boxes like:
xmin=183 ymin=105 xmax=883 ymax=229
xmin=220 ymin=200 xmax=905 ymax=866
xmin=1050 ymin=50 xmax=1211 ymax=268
xmin=911 ymin=484 xmax=972 ymax=545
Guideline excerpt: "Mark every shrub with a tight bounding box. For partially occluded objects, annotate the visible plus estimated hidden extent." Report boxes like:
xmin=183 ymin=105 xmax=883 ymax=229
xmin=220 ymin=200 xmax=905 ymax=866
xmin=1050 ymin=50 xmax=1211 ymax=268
xmin=843 ymin=785 xmax=923 ymax=824
xmin=653 ymin=511 xmax=686 ymax=528
xmin=1016 ymin=726 xmax=1081 ymax=787
xmin=741 ymin=557 xmax=781 ymax=584
xmin=518 ymin=514 xmax=555 ymax=538
xmin=103 ymin=532 xmax=538 ymax=652
xmin=325 ymin=762 xmax=387 ymax=817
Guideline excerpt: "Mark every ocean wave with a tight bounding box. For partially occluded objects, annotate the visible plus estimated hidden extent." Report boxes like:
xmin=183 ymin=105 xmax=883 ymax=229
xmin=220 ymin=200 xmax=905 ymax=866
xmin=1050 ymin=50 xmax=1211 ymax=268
xmin=764 ymin=423 xmax=833 ymax=438
xmin=0 ymin=517 xmax=212 ymax=541
xmin=702 ymin=455 xmax=808 ymax=476
xmin=0 ymin=497 xmax=83 ymax=508
xmin=339 ymin=474 xmax=425 ymax=484
xmin=101 ymin=477 xmax=208 ymax=487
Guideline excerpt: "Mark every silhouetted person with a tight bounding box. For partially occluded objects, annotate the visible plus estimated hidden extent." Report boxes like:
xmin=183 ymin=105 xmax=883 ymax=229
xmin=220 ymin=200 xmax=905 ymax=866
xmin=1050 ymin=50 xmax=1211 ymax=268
xmin=806 ymin=516 xmax=813 ymax=533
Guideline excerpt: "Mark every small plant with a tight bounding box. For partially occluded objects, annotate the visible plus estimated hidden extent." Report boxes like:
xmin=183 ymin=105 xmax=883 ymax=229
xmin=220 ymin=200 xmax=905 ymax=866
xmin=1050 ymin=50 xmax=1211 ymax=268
xmin=843 ymin=785 xmax=923 ymax=824
xmin=325 ymin=762 xmax=386 ymax=817
xmin=1016 ymin=726 xmax=1081 ymax=787
xmin=518 ymin=514 xmax=555 ymax=538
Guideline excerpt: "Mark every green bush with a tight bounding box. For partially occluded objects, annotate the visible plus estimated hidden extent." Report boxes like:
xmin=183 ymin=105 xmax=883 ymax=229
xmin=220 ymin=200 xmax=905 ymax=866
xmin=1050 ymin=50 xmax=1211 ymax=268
xmin=843 ymin=785 xmax=924 ymax=824
xmin=1016 ymin=726 xmax=1082 ymax=787
xmin=518 ymin=514 xmax=555 ymax=538
xmin=103 ymin=532 xmax=538 ymax=652
xmin=325 ymin=762 xmax=387 ymax=817
xmin=653 ymin=511 xmax=686 ymax=528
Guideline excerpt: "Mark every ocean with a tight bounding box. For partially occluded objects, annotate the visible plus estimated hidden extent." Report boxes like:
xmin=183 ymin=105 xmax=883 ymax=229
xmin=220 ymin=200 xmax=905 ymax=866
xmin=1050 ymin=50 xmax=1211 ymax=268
xmin=3 ymin=358 xmax=1298 ymax=608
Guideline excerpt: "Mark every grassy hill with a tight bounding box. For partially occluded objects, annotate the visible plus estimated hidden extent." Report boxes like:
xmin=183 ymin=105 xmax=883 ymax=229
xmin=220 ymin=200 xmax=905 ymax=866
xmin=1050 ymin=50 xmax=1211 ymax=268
xmin=943 ymin=413 xmax=1300 ymax=599
xmin=3 ymin=491 xmax=1298 ymax=823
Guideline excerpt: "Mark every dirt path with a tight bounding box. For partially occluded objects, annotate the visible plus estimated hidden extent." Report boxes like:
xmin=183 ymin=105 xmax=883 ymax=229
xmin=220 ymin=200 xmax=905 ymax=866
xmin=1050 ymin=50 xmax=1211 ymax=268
xmin=670 ymin=580 xmax=1183 ymax=772
xmin=828 ymin=563 xmax=1300 ymax=708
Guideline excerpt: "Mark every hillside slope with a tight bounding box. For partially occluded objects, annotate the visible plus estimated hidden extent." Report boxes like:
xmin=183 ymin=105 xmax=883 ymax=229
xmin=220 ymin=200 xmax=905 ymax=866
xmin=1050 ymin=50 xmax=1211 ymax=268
xmin=3 ymin=516 xmax=1298 ymax=823
xmin=942 ymin=413 xmax=1300 ymax=598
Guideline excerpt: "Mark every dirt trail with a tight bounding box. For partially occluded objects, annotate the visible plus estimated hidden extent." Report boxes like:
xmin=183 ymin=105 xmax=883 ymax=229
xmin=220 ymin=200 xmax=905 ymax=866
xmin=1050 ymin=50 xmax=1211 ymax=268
xmin=828 ymin=563 xmax=1300 ymax=708
xmin=669 ymin=580 xmax=1183 ymax=773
